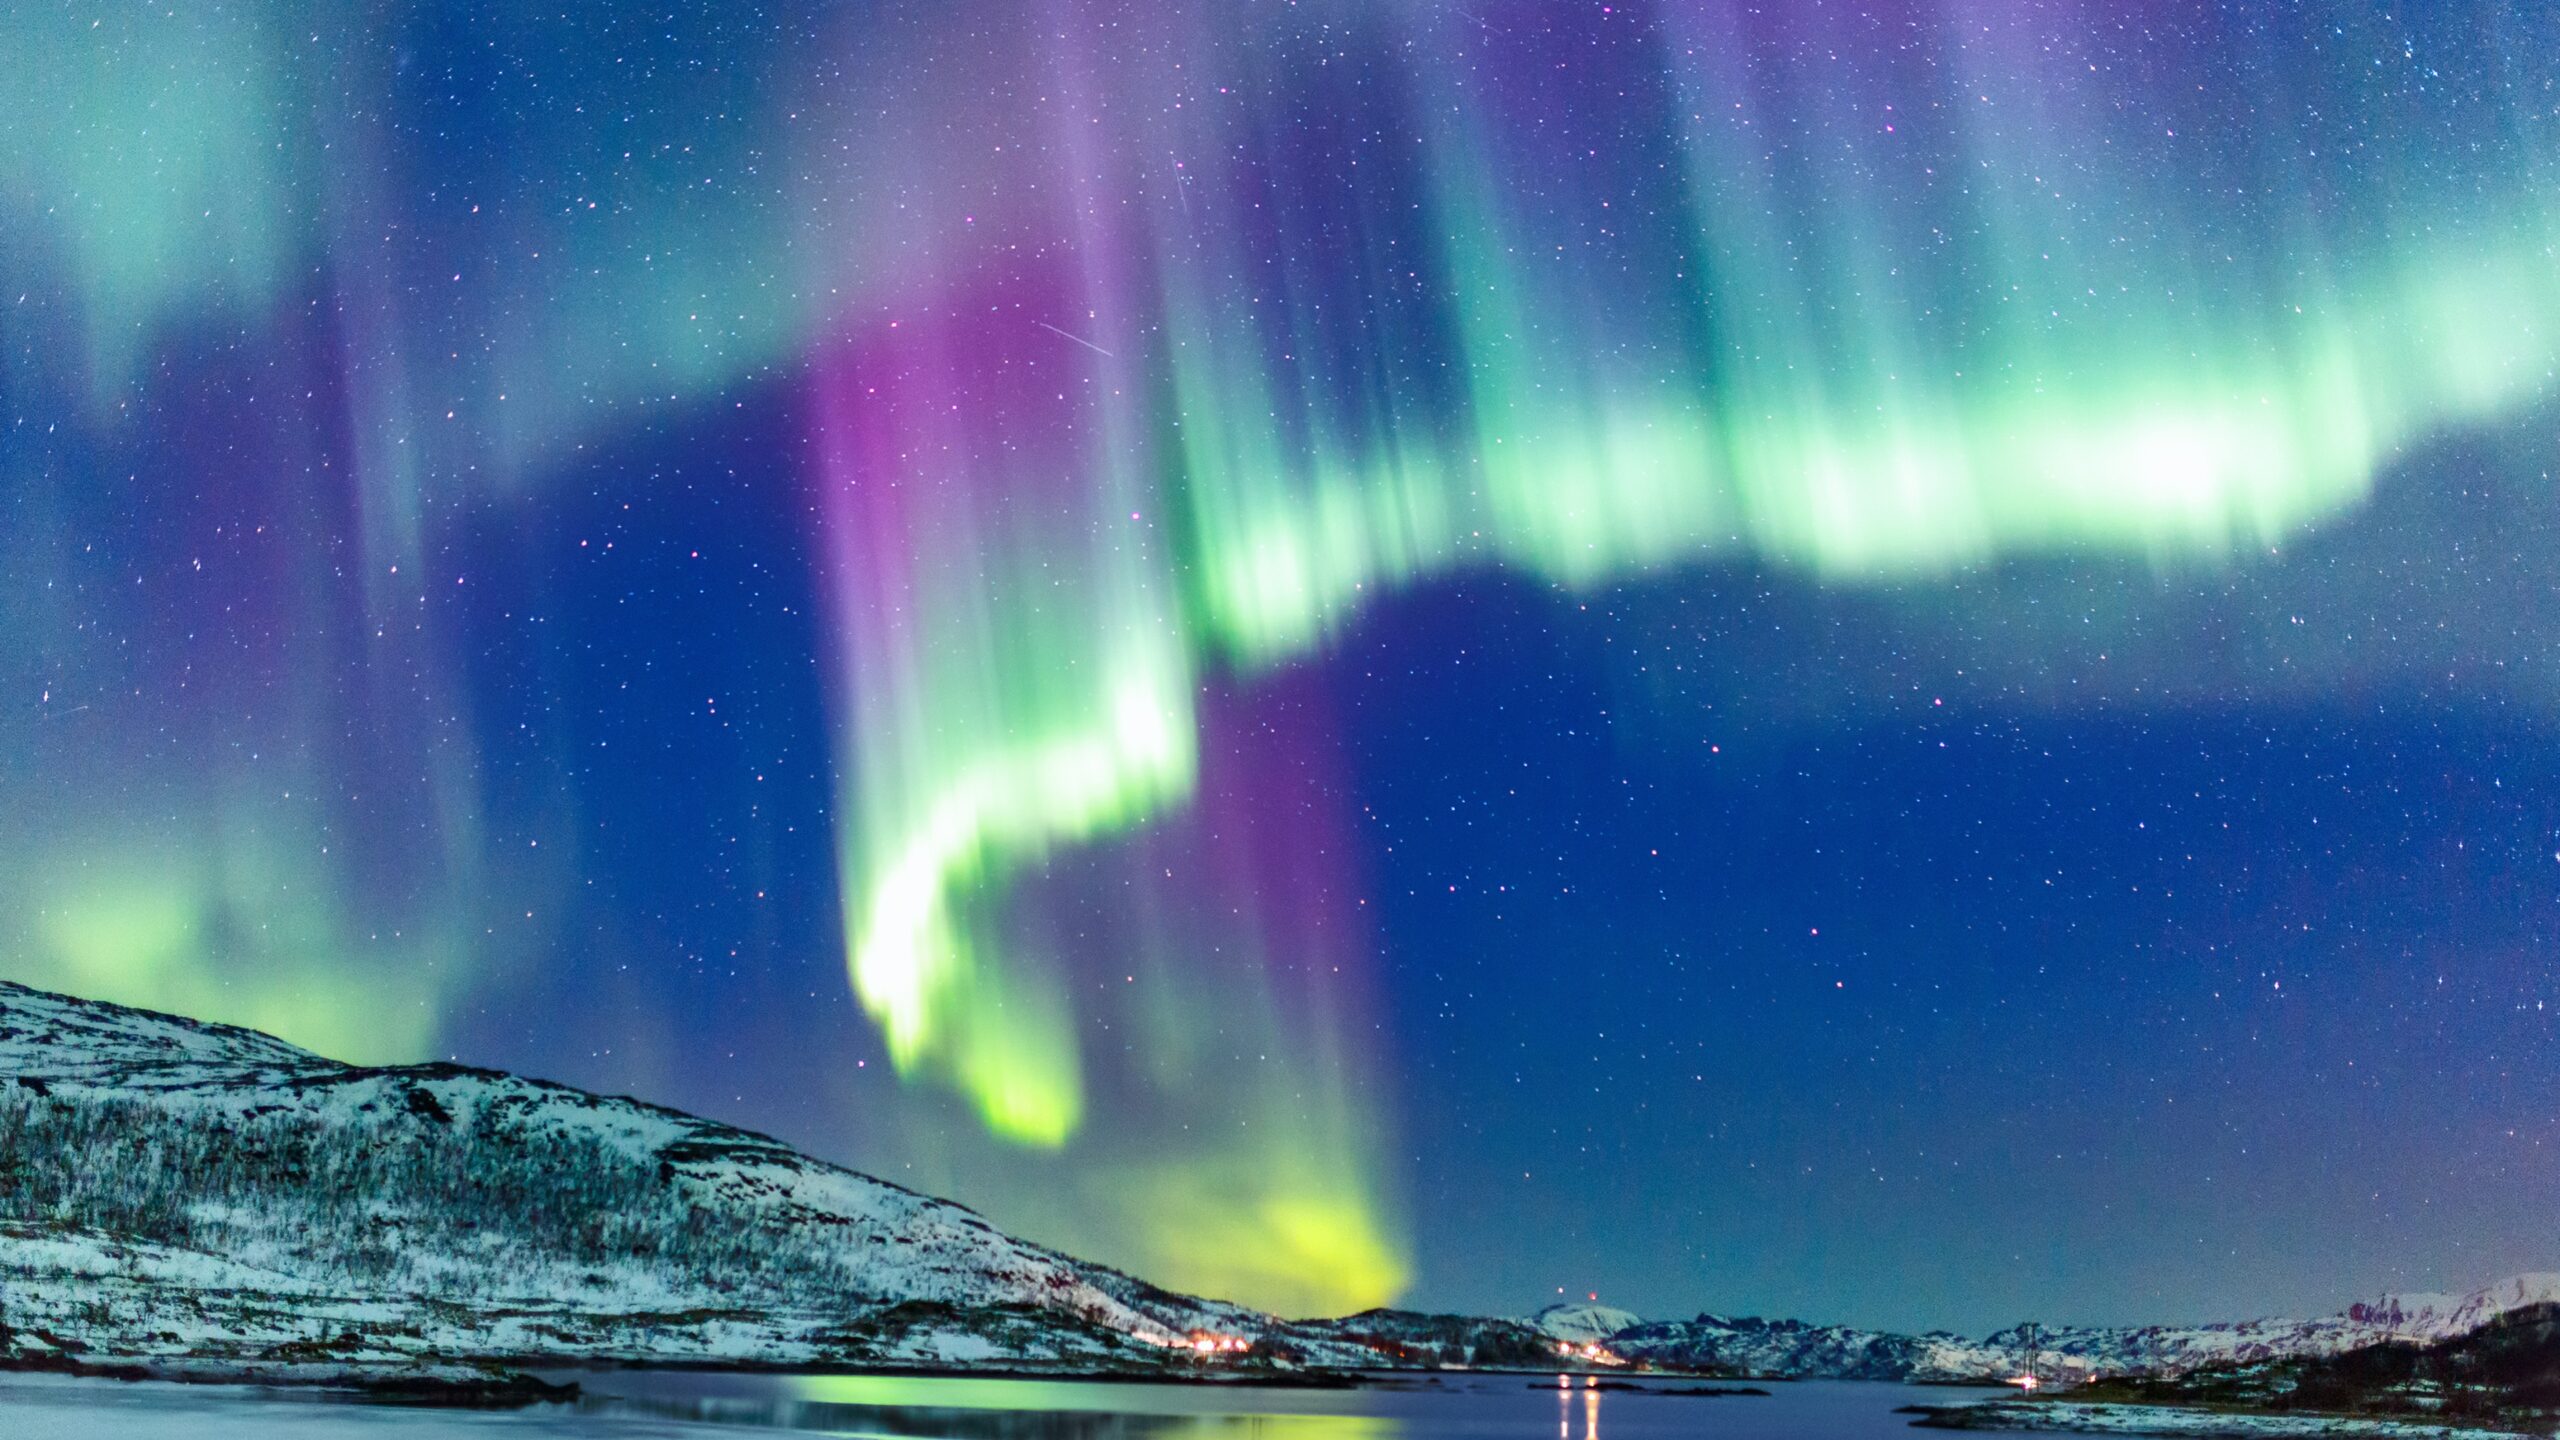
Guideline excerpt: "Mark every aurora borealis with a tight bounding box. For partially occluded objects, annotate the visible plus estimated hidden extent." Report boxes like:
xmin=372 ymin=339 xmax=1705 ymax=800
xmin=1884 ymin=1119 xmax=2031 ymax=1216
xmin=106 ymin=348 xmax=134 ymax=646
xmin=7 ymin=0 xmax=2560 ymax=1328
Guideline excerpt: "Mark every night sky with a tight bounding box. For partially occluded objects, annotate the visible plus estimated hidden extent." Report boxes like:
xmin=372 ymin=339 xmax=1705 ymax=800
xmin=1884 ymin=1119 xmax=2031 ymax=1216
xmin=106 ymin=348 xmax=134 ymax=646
xmin=4 ymin=1 xmax=2557 ymax=1334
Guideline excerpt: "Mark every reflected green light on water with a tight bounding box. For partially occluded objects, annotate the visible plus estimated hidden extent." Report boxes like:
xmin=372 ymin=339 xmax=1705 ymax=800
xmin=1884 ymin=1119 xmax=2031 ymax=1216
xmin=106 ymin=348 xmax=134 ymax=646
xmin=764 ymin=1373 xmax=1404 ymax=1438
xmin=766 ymin=1373 xmax=1645 ymax=1440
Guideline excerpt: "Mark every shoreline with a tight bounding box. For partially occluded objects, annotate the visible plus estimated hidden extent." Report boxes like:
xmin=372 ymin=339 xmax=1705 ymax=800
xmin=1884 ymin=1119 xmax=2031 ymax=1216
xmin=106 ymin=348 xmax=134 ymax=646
xmin=1904 ymin=1397 xmax=2550 ymax=1440
xmin=1 ymin=1349 xmax=1740 ymax=1410
xmin=0 ymin=1353 xmax=573 ymax=1408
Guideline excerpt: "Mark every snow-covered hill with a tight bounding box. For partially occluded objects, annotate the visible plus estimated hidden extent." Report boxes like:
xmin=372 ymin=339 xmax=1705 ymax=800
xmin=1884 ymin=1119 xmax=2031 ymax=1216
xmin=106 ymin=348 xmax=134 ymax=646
xmin=1529 ymin=1302 xmax=1644 ymax=1344
xmin=0 ymin=982 xmax=1274 ymax=1382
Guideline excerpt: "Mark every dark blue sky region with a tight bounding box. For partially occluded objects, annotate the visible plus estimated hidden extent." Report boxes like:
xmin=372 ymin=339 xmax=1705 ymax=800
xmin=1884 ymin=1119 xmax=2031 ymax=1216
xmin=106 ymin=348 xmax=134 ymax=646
xmin=1342 ymin=421 xmax=2560 ymax=1327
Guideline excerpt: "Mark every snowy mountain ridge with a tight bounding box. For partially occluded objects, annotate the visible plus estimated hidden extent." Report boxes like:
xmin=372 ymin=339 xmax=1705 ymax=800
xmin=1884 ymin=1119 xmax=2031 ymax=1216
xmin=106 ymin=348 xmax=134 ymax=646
xmin=1562 ymin=1274 xmax=2560 ymax=1382
xmin=0 ymin=981 xmax=1275 ymax=1380
xmin=2341 ymin=1274 xmax=2560 ymax=1342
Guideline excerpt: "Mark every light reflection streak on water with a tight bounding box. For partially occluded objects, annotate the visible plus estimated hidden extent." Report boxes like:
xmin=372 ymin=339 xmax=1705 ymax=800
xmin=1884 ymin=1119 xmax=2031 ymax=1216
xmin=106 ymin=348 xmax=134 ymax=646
xmin=1552 ymin=1373 xmax=1603 ymax=1440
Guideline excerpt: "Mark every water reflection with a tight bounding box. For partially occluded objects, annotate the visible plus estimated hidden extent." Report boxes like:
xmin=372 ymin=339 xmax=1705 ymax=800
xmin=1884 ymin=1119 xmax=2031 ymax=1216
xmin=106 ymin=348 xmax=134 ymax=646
xmin=573 ymin=1373 xmax=1398 ymax=1439
xmin=1551 ymin=1376 xmax=1601 ymax=1440
xmin=541 ymin=1369 xmax=1994 ymax=1440
xmin=0 ymin=1370 xmax=2003 ymax=1439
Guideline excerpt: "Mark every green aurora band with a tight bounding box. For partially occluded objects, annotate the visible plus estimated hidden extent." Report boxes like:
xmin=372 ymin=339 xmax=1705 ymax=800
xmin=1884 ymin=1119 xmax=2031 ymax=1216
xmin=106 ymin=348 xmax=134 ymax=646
xmin=5 ymin=0 xmax=2560 ymax=1315
xmin=819 ymin=1 xmax=2560 ymax=1313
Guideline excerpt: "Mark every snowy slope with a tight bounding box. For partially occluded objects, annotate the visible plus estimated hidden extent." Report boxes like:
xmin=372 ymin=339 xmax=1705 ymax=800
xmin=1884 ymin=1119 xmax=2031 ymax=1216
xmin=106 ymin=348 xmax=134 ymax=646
xmin=0 ymin=982 xmax=1270 ymax=1378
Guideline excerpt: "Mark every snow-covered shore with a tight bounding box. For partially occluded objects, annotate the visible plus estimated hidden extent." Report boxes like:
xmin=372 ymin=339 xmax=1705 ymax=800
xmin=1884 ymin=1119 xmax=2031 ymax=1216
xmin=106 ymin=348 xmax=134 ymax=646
xmin=1906 ymin=1399 xmax=2548 ymax=1440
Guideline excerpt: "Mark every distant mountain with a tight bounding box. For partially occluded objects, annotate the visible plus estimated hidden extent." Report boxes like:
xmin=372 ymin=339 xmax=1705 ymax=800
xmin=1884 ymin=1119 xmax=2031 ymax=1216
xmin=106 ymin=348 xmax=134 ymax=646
xmin=1571 ymin=1276 xmax=2560 ymax=1383
xmin=1277 ymin=1308 xmax=1565 ymax=1369
xmin=2341 ymin=1276 xmax=2560 ymax=1343
xmin=1604 ymin=1313 xmax=2002 ymax=1381
xmin=1530 ymin=1302 xmax=1645 ymax=1345
xmin=1951 ymin=1300 xmax=2560 ymax=1434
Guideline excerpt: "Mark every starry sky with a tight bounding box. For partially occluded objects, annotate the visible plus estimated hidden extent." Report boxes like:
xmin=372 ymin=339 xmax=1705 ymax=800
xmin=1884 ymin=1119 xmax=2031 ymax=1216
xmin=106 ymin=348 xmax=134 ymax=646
xmin=3 ymin=0 xmax=2558 ymax=1333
